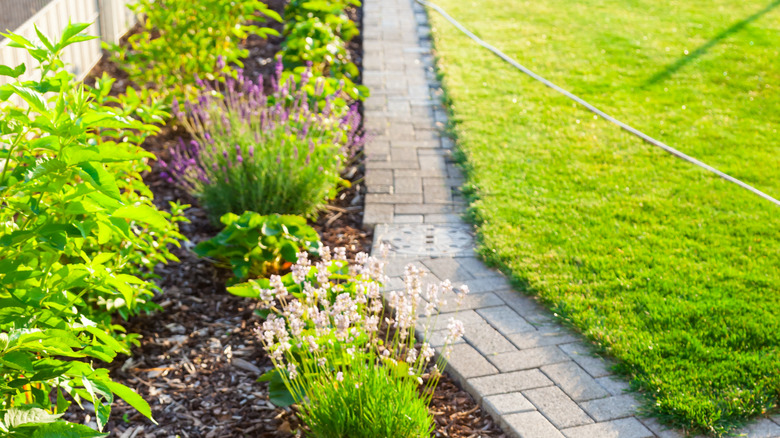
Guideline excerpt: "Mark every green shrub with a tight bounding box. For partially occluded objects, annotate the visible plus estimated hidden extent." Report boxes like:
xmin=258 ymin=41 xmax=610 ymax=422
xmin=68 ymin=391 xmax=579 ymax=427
xmin=0 ymin=25 xmax=186 ymax=435
xmin=281 ymin=0 xmax=369 ymax=101
xmin=164 ymin=64 xmax=363 ymax=221
xmin=109 ymin=0 xmax=281 ymax=102
xmin=194 ymin=212 xmax=321 ymax=283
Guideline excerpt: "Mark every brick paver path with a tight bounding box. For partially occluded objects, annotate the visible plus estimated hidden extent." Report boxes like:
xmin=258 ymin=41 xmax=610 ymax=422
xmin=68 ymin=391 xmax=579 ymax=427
xmin=360 ymin=0 xmax=780 ymax=437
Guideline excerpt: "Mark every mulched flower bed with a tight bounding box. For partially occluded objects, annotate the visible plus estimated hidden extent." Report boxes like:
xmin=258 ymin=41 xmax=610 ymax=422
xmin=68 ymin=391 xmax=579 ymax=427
xmin=73 ymin=2 xmax=508 ymax=436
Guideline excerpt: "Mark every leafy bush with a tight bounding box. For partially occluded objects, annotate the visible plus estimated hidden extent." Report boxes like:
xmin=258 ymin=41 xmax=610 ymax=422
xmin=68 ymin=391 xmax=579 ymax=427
xmin=281 ymin=0 xmax=369 ymax=100
xmin=164 ymin=63 xmax=363 ymax=222
xmin=194 ymin=212 xmax=321 ymax=283
xmin=229 ymin=249 xmax=467 ymax=436
xmin=0 ymin=25 xmax=186 ymax=434
xmin=109 ymin=0 xmax=281 ymax=102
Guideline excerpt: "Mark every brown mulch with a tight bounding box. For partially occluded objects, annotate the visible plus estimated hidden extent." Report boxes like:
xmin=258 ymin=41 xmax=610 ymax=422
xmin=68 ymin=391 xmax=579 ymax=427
xmin=68 ymin=2 xmax=507 ymax=437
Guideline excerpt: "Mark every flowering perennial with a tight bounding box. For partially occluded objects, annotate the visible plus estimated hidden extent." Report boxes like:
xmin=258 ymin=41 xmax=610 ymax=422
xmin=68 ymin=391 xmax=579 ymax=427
xmin=227 ymin=247 xmax=468 ymax=421
xmin=163 ymin=59 xmax=364 ymax=222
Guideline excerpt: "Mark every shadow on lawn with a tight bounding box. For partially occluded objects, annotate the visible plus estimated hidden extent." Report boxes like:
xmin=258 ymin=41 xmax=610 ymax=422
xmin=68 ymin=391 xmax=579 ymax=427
xmin=644 ymin=0 xmax=780 ymax=86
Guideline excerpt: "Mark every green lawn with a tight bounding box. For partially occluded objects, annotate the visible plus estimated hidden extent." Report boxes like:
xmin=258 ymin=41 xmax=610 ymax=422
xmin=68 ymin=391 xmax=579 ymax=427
xmin=425 ymin=0 xmax=780 ymax=434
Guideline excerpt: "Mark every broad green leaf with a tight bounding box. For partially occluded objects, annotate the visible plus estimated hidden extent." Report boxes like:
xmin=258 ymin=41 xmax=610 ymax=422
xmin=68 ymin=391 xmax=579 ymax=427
xmin=10 ymin=85 xmax=48 ymax=113
xmin=30 ymin=421 xmax=107 ymax=438
xmin=227 ymin=282 xmax=260 ymax=298
xmin=0 ymin=63 xmax=26 ymax=79
xmin=77 ymin=162 xmax=121 ymax=201
xmin=112 ymin=205 xmax=168 ymax=229
xmin=3 ymin=407 xmax=63 ymax=428
xmin=103 ymin=380 xmax=156 ymax=423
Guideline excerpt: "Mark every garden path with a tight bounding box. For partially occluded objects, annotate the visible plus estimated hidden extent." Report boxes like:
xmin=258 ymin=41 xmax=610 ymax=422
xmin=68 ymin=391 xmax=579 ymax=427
xmin=360 ymin=0 xmax=780 ymax=437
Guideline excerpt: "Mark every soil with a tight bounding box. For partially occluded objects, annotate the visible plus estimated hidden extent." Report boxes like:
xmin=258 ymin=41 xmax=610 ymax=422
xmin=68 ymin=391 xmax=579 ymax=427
xmin=71 ymin=2 xmax=508 ymax=437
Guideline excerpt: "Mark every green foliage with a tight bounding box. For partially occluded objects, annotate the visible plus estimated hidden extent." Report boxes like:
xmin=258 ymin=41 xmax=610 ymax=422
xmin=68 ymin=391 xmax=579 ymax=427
xmin=281 ymin=0 xmax=369 ymax=100
xmin=194 ymin=212 xmax=321 ymax=283
xmin=426 ymin=0 xmax=780 ymax=434
xmin=298 ymin=361 xmax=434 ymax=438
xmin=0 ymin=24 xmax=186 ymax=435
xmin=109 ymin=0 xmax=281 ymax=102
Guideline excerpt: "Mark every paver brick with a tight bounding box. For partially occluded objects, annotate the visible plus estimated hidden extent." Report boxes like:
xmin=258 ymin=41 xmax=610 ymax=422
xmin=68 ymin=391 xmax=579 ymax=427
xmin=466 ymin=369 xmax=553 ymax=401
xmin=392 ymin=214 xmax=423 ymax=224
xmin=363 ymin=204 xmax=393 ymax=225
xmin=394 ymin=174 xmax=422 ymax=194
xmin=426 ymin=329 xmax=465 ymax=347
xmin=437 ymin=291 xmax=505 ymax=313
xmin=541 ymin=362 xmax=610 ymax=402
xmin=456 ymin=257 xmax=503 ymax=278
xmin=424 ymin=213 xmax=464 ymax=223
xmin=494 ymin=290 xmax=552 ymax=323
xmin=489 ymin=346 xmax=570 ymax=372
xmin=580 ymin=394 xmax=640 ymax=421
xmin=595 ymin=376 xmax=631 ymax=396
xmin=416 ymin=309 xmax=485 ymax=332
xmin=523 ymin=386 xmax=593 ymax=429
xmin=561 ymin=417 xmax=653 ymax=438
xmin=505 ymin=411 xmax=565 ymax=438
xmin=444 ymin=343 xmax=499 ymax=380
xmin=739 ymin=418 xmax=780 ymax=438
xmin=459 ymin=276 xmax=513 ymax=294
xmin=483 ymin=392 xmax=535 ymax=416
xmin=463 ymin=322 xmax=517 ymax=356
xmin=477 ymin=306 xmax=536 ymax=335
xmin=421 ymin=257 xmax=474 ymax=281
xmin=395 ymin=203 xmax=458 ymax=214
xmin=508 ymin=329 xmax=578 ymax=350
xmin=558 ymin=342 xmax=613 ymax=378
xmin=637 ymin=417 xmax=685 ymax=438
xmin=365 ymin=193 xmax=422 ymax=204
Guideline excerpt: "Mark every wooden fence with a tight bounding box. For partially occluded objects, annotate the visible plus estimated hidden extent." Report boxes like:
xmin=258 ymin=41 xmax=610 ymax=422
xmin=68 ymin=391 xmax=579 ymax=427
xmin=0 ymin=0 xmax=136 ymax=87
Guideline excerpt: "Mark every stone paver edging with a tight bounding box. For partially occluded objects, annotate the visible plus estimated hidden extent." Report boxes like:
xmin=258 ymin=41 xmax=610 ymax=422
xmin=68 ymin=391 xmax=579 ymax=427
xmin=359 ymin=0 xmax=780 ymax=437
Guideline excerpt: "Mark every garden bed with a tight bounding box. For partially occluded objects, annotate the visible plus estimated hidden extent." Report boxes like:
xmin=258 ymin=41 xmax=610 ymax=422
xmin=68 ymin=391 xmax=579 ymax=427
xmin=61 ymin=2 xmax=509 ymax=436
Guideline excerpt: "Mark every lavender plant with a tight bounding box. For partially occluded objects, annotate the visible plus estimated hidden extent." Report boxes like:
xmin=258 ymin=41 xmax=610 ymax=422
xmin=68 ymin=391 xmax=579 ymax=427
xmin=228 ymin=247 xmax=468 ymax=436
xmin=164 ymin=61 xmax=363 ymax=223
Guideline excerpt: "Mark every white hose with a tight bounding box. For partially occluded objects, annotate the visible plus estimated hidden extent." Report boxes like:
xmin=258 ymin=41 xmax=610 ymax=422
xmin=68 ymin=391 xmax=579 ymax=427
xmin=417 ymin=0 xmax=780 ymax=208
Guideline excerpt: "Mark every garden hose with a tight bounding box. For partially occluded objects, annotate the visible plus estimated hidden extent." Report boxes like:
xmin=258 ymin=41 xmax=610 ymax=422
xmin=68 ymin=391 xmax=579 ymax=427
xmin=417 ymin=0 xmax=780 ymax=207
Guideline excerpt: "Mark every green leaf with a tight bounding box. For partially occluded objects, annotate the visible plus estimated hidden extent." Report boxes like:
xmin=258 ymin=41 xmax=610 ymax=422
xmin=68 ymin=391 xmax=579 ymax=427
xmin=103 ymin=380 xmax=156 ymax=424
xmin=0 ymin=63 xmax=26 ymax=79
xmin=1 ymin=33 xmax=34 ymax=49
xmin=227 ymin=282 xmax=260 ymax=298
xmin=112 ymin=205 xmax=169 ymax=229
xmin=30 ymin=421 xmax=107 ymax=438
xmin=11 ymin=85 xmax=48 ymax=113
xmin=1 ymin=350 xmax=34 ymax=372
xmin=77 ymin=162 xmax=121 ymax=201
xmin=280 ymin=242 xmax=299 ymax=263
xmin=34 ymin=25 xmax=55 ymax=51
xmin=61 ymin=22 xmax=92 ymax=45
xmin=3 ymin=407 xmax=63 ymax=428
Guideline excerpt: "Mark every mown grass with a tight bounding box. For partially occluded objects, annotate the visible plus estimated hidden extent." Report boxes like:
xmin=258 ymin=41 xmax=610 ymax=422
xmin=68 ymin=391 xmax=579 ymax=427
xmin=425 ymin=0 xmax=780 ymax=435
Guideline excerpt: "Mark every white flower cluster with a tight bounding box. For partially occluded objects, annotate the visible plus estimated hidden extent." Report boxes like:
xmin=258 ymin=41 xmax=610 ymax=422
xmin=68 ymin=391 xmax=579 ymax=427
xmin=253 ymin=246 xmax=466 ymax=391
